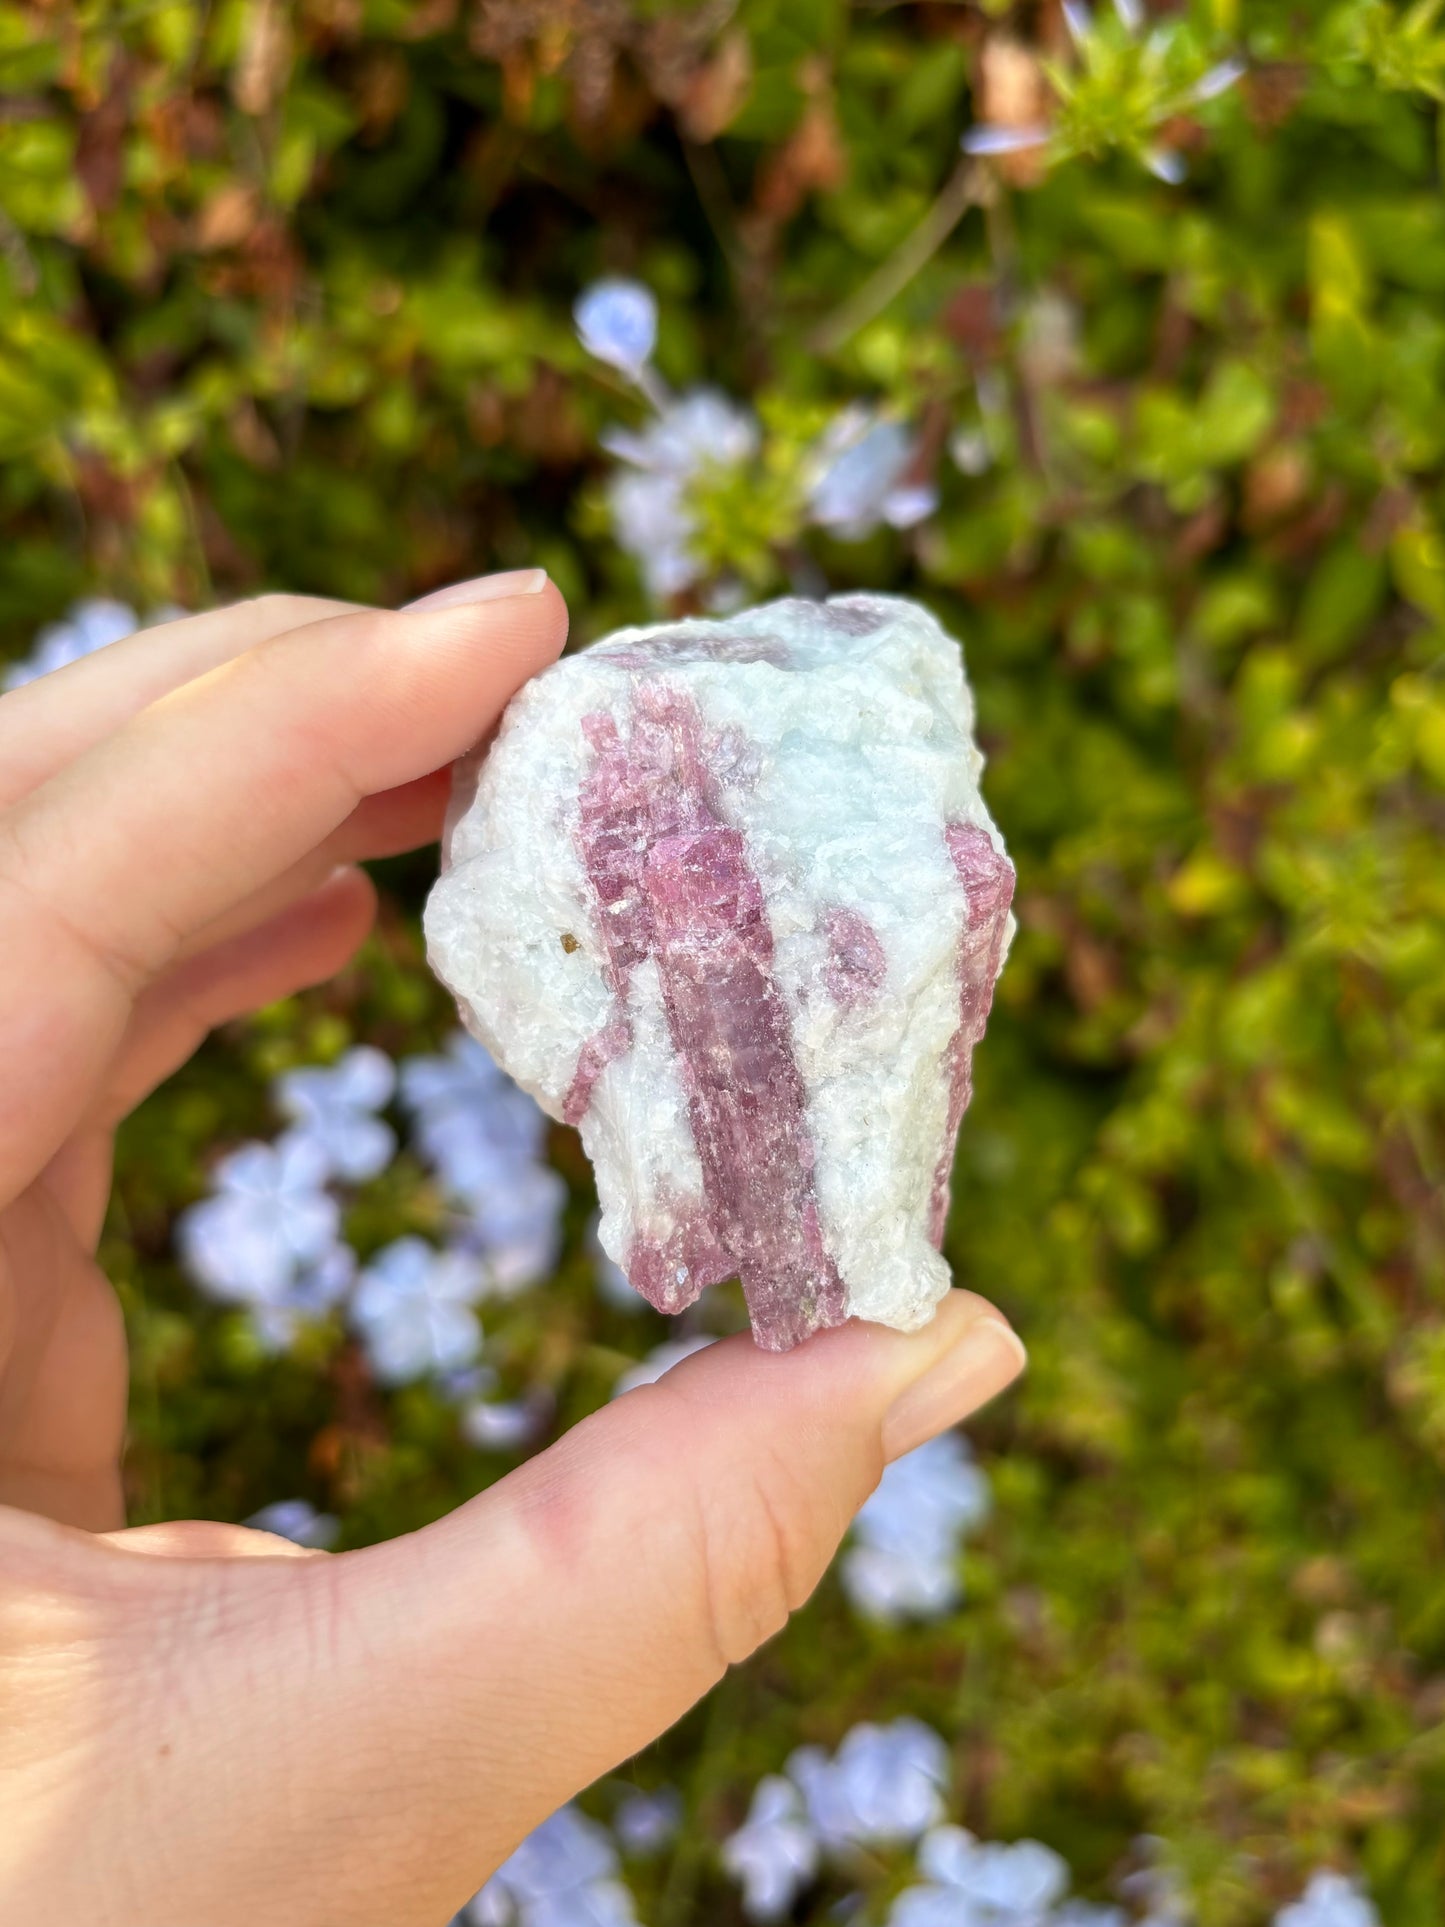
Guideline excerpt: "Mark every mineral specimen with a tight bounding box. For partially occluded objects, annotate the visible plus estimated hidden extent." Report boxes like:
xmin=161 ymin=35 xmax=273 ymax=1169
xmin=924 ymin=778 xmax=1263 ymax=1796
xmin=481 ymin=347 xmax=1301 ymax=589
xmin=424 ymin=595 xmax=1014 ymax=1351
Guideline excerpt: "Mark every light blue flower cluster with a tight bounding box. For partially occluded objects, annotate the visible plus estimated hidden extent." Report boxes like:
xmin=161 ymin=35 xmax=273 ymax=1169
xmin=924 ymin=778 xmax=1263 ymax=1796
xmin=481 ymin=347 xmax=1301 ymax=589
xmin=400 ymin=1034 xmax=565 ymax=1294
xmin=457 ymin=1804 xmax=641 ymax=1927
xmin=722 ymin=1718 xmax=954 ymax=1921
xmin=452 ymin=1363 xmax=550 ymax=1451
xmin=602 ymin=389 xmax=760 ymax=602
xmin=573 ymin=282 xmax=934 ymax=605
xmin=721 ymin=1776 xmax=821 ymax=1921
xmin=351 ymin=1236 xmax=488 ymax=1383
xmin=791 ymin=1717 xmax=952 ymax=1851
xmin=611 ymin=1789 xmax=682 ymax=1859
xmin=176 ymin=1133 xmax=350 ymax=1346
xmin=721 ymin=1720 xmax=1382 ymax=1927
xmin=805 ymin=406 xmax=938 ymax=540
xmin=175 ymin=1034 xmax=565 ymax=1422
xmin=276 ymin=1045 xmax=398 ymax=1182
xmin=1274 ymin=1874 xmax=1380 ymax=1927
xmin=244 ymin=1498 xmax=340 ymax=1548
xmin=1 ymin=596 xmax=140 ymax=690
xmin=841 ymin=1429 xmax=991 ymax=1624
xmin=892 ymin=1824 xmax=1078 ymax=1927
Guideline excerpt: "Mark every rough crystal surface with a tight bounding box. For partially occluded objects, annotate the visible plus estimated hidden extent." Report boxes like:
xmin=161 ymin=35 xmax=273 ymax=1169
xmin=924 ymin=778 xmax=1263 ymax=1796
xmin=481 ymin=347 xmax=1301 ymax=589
xmin=424 ymin=594 xmax=1014 ymax=1351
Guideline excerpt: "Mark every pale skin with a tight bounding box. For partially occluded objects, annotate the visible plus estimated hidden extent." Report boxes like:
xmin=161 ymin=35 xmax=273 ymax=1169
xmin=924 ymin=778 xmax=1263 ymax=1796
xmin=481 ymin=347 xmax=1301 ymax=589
xmin=0 ymin=575 xmax=1026 ymax=1927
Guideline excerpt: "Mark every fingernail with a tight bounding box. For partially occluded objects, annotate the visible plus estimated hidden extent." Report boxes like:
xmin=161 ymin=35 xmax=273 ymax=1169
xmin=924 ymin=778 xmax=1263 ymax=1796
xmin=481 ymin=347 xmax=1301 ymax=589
xmin=881 ymin=1316 xmax=1027 ymax=1461
xmin=403 ymin=568 xmax=549 ymax=612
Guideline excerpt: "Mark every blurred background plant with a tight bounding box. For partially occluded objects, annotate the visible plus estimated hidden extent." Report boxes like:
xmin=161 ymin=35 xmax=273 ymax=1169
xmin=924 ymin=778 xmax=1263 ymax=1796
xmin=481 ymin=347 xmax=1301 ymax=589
xmin=3 ymin=0 xmax=1445 ymax=1921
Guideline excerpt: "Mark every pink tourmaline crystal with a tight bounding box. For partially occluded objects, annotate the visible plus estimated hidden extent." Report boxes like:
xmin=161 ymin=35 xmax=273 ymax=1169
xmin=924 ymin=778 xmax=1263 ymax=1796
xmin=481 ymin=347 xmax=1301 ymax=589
xmin=425 ymin=595 xmax=1014 ymax=1350
xmin=567 ymin=682 xmax=847 ymax=1345
xmin=928 ymin=825 xmax=1016 ymax=1247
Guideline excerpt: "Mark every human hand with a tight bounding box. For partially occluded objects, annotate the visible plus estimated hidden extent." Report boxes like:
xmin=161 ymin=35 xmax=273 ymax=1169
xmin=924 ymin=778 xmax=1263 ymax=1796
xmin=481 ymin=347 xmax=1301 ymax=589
xmin=0 ymin=578 xmax=1026 ymax=1926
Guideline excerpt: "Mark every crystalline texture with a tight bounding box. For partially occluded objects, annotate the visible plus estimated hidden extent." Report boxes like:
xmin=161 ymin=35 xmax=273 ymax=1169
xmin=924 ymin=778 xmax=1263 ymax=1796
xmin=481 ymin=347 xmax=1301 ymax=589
xmin=425 ymin=594 xmax=1014 ymax=1351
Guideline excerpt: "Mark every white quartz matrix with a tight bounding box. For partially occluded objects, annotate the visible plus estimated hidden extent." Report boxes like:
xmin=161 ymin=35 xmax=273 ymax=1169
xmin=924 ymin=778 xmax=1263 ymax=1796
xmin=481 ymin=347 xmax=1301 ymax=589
xmin=425 ymin=594 xmax=1015 ymax=1351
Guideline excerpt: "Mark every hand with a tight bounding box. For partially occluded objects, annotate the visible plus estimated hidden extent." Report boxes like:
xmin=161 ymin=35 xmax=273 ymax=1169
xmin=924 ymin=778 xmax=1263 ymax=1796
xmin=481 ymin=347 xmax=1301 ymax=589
xmin=0 ymin=578 xmax=1026 ymax=1927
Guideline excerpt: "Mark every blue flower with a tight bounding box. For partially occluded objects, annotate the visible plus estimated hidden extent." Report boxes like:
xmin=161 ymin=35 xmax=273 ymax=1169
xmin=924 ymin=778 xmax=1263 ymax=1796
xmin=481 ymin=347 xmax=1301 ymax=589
xmin=493 ymin=1806 xmax=618 ymax=1895
xmin=274 ymin=1045 xmax=397 ymax=1183
xmin=891 ymin=1825 xmax=1070 ymax=1924
xmin=841 ymin=1431 xmax=990 ymax=1624
xmin=806 ymin=411 xmax=936 ymax=540
xmin=413 ymin=1099 xmax=536 ymax=1203
xmin=401 ymin=1033 xmax=549 ymax=1198
xmin=244 ymin=1499 xmax=340 ymax=1549
xmin=1116 ymin=1837 xmax=1190 ymax=1925
xmin=1192 ymin=57 xmax=1248 ymax=103
xmin=3 ymin=597 xmax=138 ymax=691
xmin=725 ymin=1721 xmax=1133 ymax=1926
xmin=459 ymin=1380 xmax=548 ymax=1451
xmin=463 ymin=1806 xmax=640 ymax=1927
xmin=1143 ymin=147 xmax=1188 ymax=185
xmin=721 ymin=1775 xmax=821 ymax=1923
xmin=881 ymin=482 xmax=941 ymax=529
xmin=1274 ymin=1873 xmax=1380 ymax=1927
xmin=602 ymin=389 xmax=759 ymax=475
xmin=575 ymin=279 xmax=659 ymax=380
xmin=611 ymin=1336 xmax=715 ymax=1397
xmin=350 ymin=1235 xmax=486 ymax=1383
xmin=250 ymin=1243 xmax=356 ymax=1352
xmin=613 ymin=1787 xmax=682 ymax=1857
xmin=787 ymin=1719 xmax=950 ymax=1851
xmin=458 ymin=1160 xmax=567 ymax=1294
xmin=602 ymin=389 xmax=760 ymax=601
xmin=962 ymin=124 xmax=1053 ymax=158
xmin=523 ymin=1889 xmax=638 ymax=1927
xmin=607 ymin=467 xmax=703 ymax=600
xmin=400 ymin=1036 xmax=565 ymax=1298
xmin=176 ymin=1134 xmax=340 ymax=1307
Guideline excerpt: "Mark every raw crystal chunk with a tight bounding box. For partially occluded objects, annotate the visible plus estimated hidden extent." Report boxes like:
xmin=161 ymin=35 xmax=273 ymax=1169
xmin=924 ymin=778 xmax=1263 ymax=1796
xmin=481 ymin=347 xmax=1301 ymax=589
xmin=424 ymin=595 xmax=1014 ymax=1351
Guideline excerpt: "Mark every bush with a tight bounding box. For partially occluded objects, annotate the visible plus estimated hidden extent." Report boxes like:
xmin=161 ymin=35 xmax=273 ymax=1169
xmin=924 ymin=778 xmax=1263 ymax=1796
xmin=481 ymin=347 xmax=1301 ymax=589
xmin=2 ymin=2 xmax=1443 ymax=1920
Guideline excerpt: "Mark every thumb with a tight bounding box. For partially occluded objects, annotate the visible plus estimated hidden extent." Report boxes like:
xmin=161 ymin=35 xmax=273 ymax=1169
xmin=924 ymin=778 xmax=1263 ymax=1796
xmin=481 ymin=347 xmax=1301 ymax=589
xmin=275 ymin=1293 xmax=1022 ymax=1921
xmin=0 ymin=1294 xmax=1022 ymax=1927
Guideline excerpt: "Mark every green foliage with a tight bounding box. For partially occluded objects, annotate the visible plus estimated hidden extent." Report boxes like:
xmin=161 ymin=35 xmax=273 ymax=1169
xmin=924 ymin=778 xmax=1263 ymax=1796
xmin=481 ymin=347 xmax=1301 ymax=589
xmin=3 ymin=2 xmax=1444 ymax=1920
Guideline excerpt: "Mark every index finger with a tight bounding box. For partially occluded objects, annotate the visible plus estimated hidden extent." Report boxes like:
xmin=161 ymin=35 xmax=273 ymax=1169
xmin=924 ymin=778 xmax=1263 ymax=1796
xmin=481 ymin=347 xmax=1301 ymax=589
xmin=0 ymin=574 xmax=567 ymax=1205
xmin=0 ymin=595 xmax=361 ymax=810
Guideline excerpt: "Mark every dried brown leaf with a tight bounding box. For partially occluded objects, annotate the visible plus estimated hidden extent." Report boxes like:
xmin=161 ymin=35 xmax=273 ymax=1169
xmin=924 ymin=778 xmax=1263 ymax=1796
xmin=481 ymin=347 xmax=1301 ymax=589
xmin=195 ymin=181 xmax=259 ymax=252
xmin=979 ymin=36 xmax=1049 ymax=189
xmin=678 ymin=26 xmax=751 ymax=143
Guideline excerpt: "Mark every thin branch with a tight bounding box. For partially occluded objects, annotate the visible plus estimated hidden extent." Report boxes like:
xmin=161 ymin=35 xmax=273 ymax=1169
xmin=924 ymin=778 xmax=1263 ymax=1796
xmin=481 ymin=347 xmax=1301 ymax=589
xmin=682 ymin=136 xmax=748 ymax=280
xmin=808 ymin=155 xmax=989 ymax=356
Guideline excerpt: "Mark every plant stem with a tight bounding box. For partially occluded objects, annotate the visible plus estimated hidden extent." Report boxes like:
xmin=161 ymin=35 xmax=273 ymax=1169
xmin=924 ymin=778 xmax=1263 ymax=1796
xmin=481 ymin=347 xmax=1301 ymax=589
xmin=808 ymin=156 xmax=989 ymax=356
